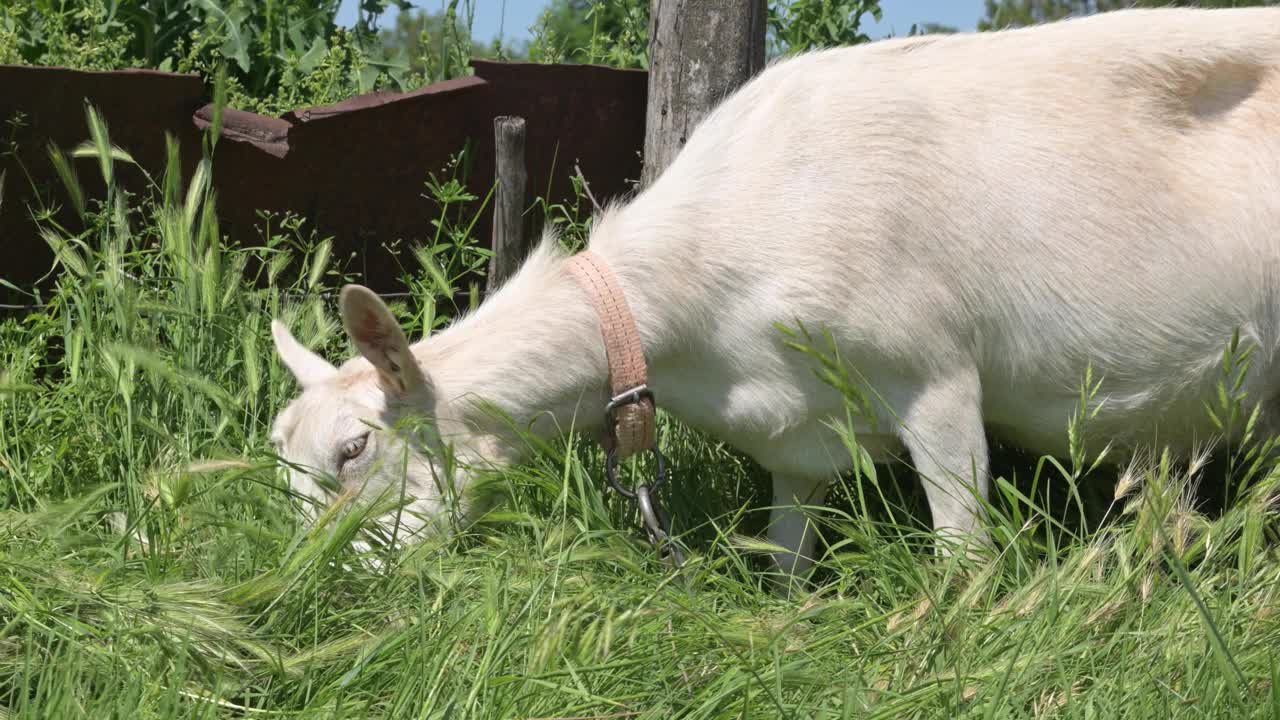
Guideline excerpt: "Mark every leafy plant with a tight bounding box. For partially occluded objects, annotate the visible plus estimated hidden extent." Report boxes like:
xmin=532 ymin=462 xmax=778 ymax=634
xmin=0 ymin=0 xmax=137 ymax=70
xmin=378 ymin=0 xmax=482 ymax=88
xmin=580 ymin=0 xmax=648 ymax=69
xmin=0 ymin=0 xmax=462 ymax=116
xmin=768 ymin=0 xmax=884 ymax=53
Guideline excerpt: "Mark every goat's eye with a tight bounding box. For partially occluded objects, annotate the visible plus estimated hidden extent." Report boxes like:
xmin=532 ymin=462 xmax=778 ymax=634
xmin=341 ymin=434 xmax=369 ymax=462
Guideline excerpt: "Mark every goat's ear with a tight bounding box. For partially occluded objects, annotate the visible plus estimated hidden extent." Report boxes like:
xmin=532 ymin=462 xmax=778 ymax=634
xmin=339 ymin=284 xmax=428 ymax=396
xmin=272 ymin=319 xmax=338 ymax=388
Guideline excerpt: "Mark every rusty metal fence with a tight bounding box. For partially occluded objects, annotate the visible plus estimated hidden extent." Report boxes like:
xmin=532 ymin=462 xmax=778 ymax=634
xmin=1 ymin=60 xmax=647 ymax=301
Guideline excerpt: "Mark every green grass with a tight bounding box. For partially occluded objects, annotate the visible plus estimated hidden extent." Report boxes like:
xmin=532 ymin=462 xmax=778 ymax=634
xmin=4 ymin=110 xmax=1280 ymax=720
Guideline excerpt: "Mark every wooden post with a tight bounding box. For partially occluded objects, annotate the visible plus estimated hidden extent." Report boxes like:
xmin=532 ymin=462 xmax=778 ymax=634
xmin=487 ymin=115 xmax=529 ymax=294
xmin=642 ymin=0 xmax=766 ymax=188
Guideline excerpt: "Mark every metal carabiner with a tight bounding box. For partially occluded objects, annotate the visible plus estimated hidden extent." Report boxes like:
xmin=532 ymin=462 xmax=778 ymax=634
xmin=636 ymin=484 xmax=685 ymax=568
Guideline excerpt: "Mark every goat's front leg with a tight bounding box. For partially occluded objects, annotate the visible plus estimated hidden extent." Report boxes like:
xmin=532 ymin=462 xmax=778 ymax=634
xmin=767 ymin=473 xmax=829 ymax=578
xmin=895 ymin=368 xmax=990 ymax=555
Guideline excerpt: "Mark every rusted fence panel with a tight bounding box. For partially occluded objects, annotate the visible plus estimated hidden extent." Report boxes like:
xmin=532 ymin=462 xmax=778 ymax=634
xmin=0 ymin=60 xmax=647 ymax=301
xmin=0 ymin=66 xmax=205 ymax=294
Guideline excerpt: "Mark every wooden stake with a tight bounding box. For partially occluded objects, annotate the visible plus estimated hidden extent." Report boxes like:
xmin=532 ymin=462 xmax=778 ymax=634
xmin=488 ymin=115 xmax=529 ymax=293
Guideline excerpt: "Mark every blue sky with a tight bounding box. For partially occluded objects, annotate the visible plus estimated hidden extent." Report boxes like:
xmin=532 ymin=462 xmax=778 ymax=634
xmin=335 ymin=0 xmax=986 ymax=46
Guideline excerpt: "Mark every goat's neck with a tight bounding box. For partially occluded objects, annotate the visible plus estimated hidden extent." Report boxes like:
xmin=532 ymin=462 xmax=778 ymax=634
xmin=414 ymin=229 xmax=701 ymax=450
xmin=414 ymin=243 xmax=689 ymax=450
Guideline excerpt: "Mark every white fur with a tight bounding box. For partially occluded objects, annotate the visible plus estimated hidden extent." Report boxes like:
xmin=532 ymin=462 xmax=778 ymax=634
xmin=271 ymin=7 xmax=1280 ymax=575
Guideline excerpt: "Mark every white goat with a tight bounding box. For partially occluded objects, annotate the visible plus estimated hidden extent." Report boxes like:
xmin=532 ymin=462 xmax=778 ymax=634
xmin=271 ymin=7 xmax=1280 ymax=575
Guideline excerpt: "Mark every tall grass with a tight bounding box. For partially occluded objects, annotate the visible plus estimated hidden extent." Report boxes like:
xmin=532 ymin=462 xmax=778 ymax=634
xmin=3 ymin=109 xmax=1280 ymax=719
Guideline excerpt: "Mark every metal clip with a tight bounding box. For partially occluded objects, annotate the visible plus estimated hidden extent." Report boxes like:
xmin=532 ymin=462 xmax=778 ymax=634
xmin=637 ymin=484 xmax=686 ymax=568
xmin=598 ymin=386 xmax=683 ymax=568
xmin=604 ymin=445 xmax=684 ymax=568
